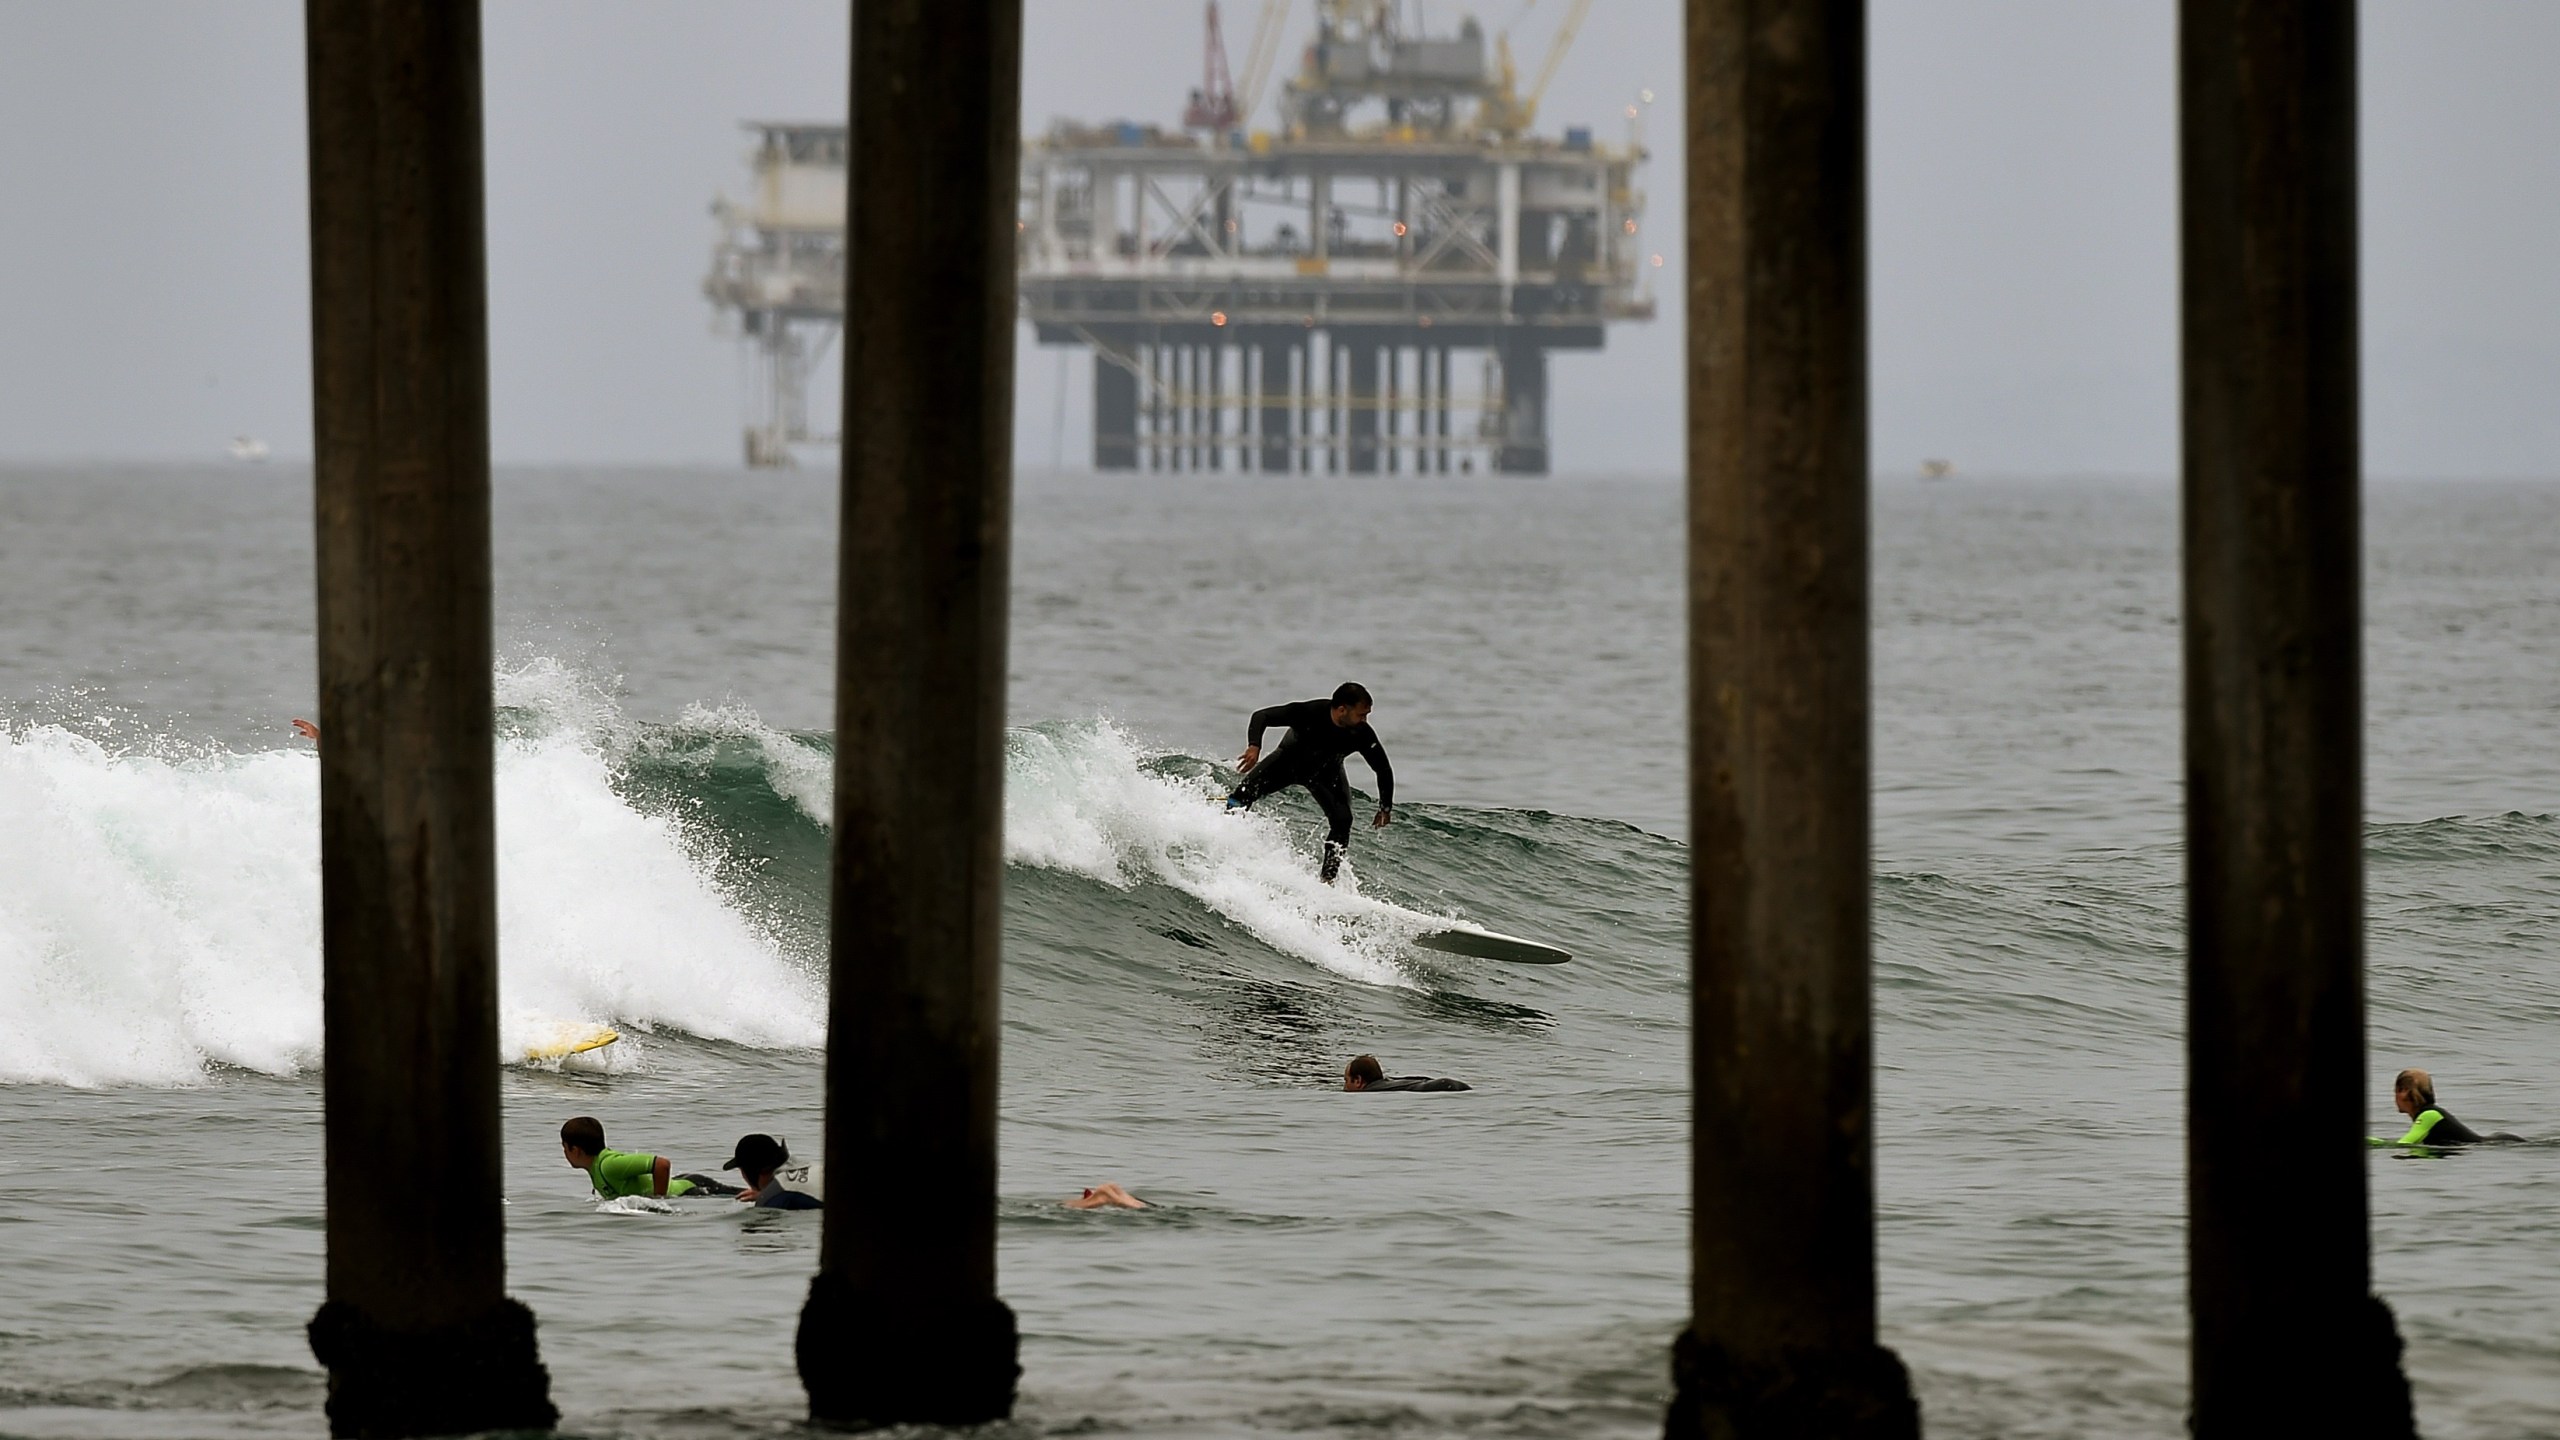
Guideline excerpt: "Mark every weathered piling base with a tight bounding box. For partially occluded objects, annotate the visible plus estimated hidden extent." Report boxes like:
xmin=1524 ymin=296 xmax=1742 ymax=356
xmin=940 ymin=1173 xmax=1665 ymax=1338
xmin=1671 ymin=1 xmax=1916 ymax=1434
xmin=796 ymin=1280 xmax=1020 ymax=1427
xmin=2178 ymin=3 xmax=2413 ymax=1434
xmin=307 ymin=1301 xmax=553 ymax=1440
xmin=1668 ymin=1334 xmax=1918 ymax=1438
xmin=799 ymin=1 xmax=1024 ymax=1428
xmin=303 ymin=1 xmax=552 ymax=1433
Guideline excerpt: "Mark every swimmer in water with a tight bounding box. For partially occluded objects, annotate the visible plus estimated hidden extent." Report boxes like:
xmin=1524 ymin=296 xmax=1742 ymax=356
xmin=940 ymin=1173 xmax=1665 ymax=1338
xmin=1064 ymin=1183 xmax=1147 ymax=1210
xmin=1341 ymin=1054 xmax=1471 ymax=1093
xmin=2377 ymin=1068 xmax=2520 ymax=1147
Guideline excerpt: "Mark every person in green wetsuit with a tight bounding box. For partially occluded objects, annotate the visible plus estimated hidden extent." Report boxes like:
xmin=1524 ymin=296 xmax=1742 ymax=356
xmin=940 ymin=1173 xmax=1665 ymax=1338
xmin=559 ymin=1116 xmax=734 ymax=1199
xmin=2375 ymin=1068 xmax=2520 ymax=1147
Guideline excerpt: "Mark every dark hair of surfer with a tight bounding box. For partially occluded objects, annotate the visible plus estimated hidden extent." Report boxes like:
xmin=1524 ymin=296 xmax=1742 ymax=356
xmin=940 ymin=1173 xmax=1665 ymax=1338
xmin=1344 ymin=1055 xmax=1384 ymax=1086
xmin=561 ymin=1115 xmax=605 ymax=1156
xmin=1332 ymin=682 xmax=1372 ymax=709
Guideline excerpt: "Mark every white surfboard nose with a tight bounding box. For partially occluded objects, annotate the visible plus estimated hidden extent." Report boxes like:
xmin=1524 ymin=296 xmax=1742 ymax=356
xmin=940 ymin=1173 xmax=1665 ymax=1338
xmin=1409 ymin=925 xmax=1572 ymax=965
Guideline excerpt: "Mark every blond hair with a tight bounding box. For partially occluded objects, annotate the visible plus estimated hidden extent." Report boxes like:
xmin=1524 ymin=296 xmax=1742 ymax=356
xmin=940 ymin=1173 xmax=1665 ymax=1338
xmin=2394 ymin=1068 xmax=2435 ymax=1109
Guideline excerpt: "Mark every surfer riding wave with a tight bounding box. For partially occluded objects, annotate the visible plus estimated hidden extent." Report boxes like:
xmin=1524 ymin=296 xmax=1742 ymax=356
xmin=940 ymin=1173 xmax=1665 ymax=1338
xmin=1225 ymin=682 xmax=1393 ymax=883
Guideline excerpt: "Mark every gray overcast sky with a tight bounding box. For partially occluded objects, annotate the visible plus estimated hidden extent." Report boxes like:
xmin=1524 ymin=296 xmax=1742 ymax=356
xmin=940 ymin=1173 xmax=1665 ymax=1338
xmin=1 ymin=2 xmax=2555 ymax=477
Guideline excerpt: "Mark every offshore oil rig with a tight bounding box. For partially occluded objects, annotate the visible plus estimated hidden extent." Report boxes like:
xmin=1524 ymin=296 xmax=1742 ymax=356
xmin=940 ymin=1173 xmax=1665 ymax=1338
xmin=704 ymin=0 xmax=1654 ymax=473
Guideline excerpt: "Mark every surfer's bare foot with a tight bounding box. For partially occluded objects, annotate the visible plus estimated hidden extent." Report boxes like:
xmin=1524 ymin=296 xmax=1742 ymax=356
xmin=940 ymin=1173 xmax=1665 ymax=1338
xmin=1065 ymin=1183 xmax=1147 ymax=1210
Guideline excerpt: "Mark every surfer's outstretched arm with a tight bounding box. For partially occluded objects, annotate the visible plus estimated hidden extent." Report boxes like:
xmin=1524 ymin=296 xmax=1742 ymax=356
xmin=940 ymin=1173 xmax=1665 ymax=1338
xmin=291 ymin=718 xmax=320 ymax=743
xmin=1238 ymin=702 xmax=1293 ymax=773
xmin=1360 ymin=735 xmax=1394 ymax=826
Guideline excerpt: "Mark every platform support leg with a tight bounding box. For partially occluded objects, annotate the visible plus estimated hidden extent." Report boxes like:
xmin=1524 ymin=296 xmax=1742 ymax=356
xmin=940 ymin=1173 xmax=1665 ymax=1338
xmin=1347 ymin=340 xmax=1380 ymax=474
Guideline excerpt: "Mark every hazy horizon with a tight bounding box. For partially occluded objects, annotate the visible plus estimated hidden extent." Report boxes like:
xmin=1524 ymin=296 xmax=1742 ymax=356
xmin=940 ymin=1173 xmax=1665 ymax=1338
xmin=3 ymin=1 xmax=2557 ymax=479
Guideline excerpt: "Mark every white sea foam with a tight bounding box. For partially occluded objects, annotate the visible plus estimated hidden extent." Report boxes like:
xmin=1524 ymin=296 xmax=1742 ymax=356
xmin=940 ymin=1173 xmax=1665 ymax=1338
xmin=665 ymin=698 xmax=836 ymax=824
xmin=1 ymin=675 xmax=1441 ymax=1088
xmin=0 ymin=666 xmax=822 ymax=1089
xmin=0 ymin=726 xmax=324 ymax=1087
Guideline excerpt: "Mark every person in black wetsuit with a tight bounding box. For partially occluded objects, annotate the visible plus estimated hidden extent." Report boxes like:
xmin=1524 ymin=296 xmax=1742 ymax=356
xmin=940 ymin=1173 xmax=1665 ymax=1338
xmin=1341 ymin=1054 xmax=1470 ymax=1093
xmin=1225 ymin=682 xmax=1393 ymax=883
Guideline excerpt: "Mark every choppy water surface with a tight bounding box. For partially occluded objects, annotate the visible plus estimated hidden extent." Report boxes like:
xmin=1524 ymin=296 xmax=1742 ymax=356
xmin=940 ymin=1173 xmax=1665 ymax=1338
xmin=1 ymin=466 xmax=2556 ymax=1438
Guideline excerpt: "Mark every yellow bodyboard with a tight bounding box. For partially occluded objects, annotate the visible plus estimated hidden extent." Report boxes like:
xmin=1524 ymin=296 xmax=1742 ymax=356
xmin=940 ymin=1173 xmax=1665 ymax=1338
xmin=522 ymin=1024 xmax=620 ymax=1063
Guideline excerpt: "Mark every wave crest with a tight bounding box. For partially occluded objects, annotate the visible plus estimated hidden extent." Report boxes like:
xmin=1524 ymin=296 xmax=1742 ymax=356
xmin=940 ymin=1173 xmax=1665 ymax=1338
xmin=0 ymin=663 xmax=823 ymax=1088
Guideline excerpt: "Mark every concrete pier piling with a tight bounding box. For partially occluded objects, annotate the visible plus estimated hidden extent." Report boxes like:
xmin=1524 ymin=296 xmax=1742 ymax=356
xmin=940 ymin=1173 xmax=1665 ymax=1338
xmin=1670 ymin=1 xmax=1918 ymax=1435
xmin=301 ymin=2 xmax=555 ymax=1435
xmin=2178 ymin=5 xmax=2414 ymax=1435
xmin=795 ymin=0 xmax=1023 ymax=1428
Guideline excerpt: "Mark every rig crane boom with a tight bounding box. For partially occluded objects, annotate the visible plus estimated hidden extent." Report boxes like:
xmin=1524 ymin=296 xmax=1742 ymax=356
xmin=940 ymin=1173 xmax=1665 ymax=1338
xmin=1235 ymin=0 xmax=1293 ymax=127
xmin=1519 ymin=0 xmax=1593 ymax=129
xmin=1478 ymin=0 xmax=1592 ymax=136
xmin=1183 ymin=2 xmax=1240 ymax=130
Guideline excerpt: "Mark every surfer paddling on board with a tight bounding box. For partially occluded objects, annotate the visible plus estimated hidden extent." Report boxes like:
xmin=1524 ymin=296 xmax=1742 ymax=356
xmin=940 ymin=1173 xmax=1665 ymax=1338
xmin=1226 ymin=682 xmax=1393 ymax=883
xmin=560 ymin=1116 xmax=738 ymax=1200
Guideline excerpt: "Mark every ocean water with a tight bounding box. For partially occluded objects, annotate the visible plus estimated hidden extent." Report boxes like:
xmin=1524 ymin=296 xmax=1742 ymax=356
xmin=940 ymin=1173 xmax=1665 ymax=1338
xmin=0 ymin=465 xmax=2556 ymax=1438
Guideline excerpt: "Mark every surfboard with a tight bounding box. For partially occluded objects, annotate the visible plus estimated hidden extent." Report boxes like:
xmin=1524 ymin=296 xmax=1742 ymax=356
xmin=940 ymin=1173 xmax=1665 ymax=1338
xmin=1409 ymin=924 xmax=1572 ymax=965
xmin=522 ymin=1024 xmax=620 ymax=1063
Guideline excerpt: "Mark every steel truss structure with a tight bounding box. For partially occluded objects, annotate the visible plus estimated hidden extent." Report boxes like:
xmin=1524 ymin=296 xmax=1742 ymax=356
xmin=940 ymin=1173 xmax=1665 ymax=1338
xmin=702 ymin=4 xmax=1654 ymax=474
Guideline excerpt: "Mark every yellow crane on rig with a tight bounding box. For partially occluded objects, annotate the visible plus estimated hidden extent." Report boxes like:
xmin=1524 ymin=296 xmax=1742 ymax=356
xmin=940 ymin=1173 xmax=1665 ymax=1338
xmin=1477 ymin=0 xmax=1594 ymax=137
xmin=1235 ymin=0 xmax=1294 ymax=124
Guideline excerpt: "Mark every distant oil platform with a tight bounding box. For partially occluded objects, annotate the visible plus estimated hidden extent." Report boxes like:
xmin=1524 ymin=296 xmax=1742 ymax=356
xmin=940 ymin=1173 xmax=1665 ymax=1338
xmin=703 ymin=0 xmax=1654 ymax=473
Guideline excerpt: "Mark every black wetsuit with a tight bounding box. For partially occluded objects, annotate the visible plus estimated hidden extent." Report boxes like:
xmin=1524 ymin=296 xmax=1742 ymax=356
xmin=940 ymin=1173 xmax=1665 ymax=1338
xmin=1228 ymin=699 xmax=1394 ymax=878
xmin=2391 ymin=1103 xmax=2528 ymax=1147
xmin=2423 ymin=1108 xmax=2488 ymax=1146
xmin=1359 ymin=1076 xmax=1470 ymax=1093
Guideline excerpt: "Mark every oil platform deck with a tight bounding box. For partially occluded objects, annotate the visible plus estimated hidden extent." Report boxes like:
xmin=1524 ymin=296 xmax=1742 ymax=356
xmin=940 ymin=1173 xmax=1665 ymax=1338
xmin=705 ymin=1 xmax=1654 ymax=473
